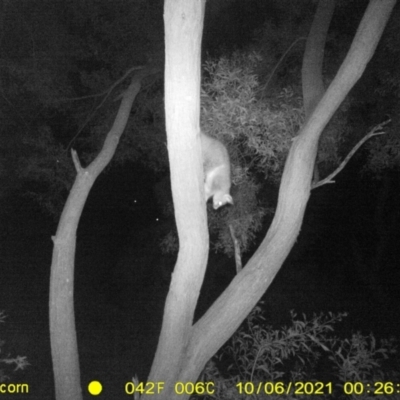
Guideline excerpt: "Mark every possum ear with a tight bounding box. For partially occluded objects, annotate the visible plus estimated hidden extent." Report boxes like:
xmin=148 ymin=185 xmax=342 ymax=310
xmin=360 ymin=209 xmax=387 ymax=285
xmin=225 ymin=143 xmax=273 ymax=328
xmin=213 ymin=194 xmax=233 ymax=209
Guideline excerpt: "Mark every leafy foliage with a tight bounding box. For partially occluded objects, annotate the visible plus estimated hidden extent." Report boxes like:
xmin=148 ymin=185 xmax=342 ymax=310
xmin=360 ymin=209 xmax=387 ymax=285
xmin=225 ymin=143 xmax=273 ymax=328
xmin=350 ymin=8 xmax=400 ymax=176
xmin=364 ymin=130 xmax=400 ymax=175
xmin=330 ymin=333 xmax=397 ymax=385
xmin=0 ymin=312 xmax=29 ymax=383
xmin=202 ymin=52 xmax=303 ymax=184
xmin=197 ymin=307 xmax=399 ymax=400
xmin=200 ymin=51 xmax=304 ymax=255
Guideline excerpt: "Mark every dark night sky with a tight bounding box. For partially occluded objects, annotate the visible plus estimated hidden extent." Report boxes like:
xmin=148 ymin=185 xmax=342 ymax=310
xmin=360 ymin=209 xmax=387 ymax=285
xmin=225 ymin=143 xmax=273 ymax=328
xmin=0 ymin=1 xmax=399 ymax=398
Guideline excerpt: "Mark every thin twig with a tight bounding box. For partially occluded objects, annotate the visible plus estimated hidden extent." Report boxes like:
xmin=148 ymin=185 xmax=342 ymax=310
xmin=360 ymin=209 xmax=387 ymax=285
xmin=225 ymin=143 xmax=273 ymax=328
xmin=64 ymin=66 xmax=145 ymax=152
xmin=229 ymin=223 xmax=242 ymax=274
xmin=261 ymin=37 xmax=306 ymax=95
xmin=312 ymin=119 xmax=390 ymax=190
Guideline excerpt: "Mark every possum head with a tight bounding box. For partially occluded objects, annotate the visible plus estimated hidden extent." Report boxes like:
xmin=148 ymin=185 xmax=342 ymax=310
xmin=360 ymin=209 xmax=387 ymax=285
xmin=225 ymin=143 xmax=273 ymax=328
xmin=204 ymin=165 xmax=234 ymax=209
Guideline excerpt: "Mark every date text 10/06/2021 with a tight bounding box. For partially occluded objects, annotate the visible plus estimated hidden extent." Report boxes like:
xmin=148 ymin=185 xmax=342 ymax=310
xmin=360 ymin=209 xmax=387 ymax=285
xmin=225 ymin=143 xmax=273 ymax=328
xmin=124 ymin=381 xmax=400 ymax=396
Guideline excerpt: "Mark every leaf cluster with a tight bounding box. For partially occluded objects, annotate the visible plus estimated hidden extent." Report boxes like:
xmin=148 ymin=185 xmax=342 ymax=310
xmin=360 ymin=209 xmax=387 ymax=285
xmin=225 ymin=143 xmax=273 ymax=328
xmin=202 ymin=52 xmax=303 ymax=184
xmin=364 ymin=130 xmax=400 ymax=174
xmin=199 ymin=52 xmax=304 ymax=254
xmin=198 ymin=308 xmax=399 ymax=400
xmin=219 ymin=309 xmax=346 ymax=383
xmin=0 ymin=312 xmax=29 ymax=383
xmin=330 ymin=333 xmax=398 ymax=386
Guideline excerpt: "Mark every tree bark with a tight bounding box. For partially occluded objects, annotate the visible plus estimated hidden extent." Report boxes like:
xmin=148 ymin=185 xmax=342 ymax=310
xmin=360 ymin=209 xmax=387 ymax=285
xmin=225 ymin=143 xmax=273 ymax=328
xmin=302 ymin=0 xmax=335 ymax=182
xmin=49 ymin=69 xmax=153 ymax=400
xmin=147 ymin=0 xmax=207 ymax=396
xmin=302 ymin=0 xmax=335 ymax=118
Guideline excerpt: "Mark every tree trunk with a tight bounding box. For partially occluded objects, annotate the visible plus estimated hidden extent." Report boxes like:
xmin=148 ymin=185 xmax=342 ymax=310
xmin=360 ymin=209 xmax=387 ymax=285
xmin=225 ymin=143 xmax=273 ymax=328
xmin=49 ymin=70 xmax=150 ymax=400
xmin=302 ymin=0 xmax=335 ymax=182
xmin=302 ymin=0 xmax=335 ymax=118
xmin=147 ymin=0 xmax=207 ymax=396
xmin=185 ymin=0 xmax=395 ymax=376
xmin=147 ymin=1 xmax=395 ymax=399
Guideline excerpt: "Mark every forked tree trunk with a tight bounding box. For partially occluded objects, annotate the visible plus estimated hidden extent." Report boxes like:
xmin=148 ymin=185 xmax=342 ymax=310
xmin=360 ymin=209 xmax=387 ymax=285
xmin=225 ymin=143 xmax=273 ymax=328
xmin=49 ymin=69 xmax=154 ymax=400
xmin=147 ymin=1 xmax=395 ymax=399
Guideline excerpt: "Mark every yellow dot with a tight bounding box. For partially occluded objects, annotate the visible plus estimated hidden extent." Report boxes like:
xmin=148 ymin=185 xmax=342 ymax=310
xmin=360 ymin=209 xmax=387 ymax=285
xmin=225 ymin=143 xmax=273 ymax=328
xmin=88 ymin=381 xmax=103 ymax=395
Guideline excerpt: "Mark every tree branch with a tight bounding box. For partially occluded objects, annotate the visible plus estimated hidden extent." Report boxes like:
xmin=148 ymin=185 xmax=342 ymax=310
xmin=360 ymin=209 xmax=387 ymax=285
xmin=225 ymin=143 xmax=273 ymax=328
xmin=229 ymin=223 xmax=242 ymax=274
xmin=312 ymin=119 xmax=390 ymax=190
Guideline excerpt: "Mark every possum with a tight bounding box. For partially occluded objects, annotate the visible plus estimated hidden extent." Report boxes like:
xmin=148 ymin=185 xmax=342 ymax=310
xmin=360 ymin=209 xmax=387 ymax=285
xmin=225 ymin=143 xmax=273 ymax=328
xmin=201 ymin=131 xmax=233 ymax=209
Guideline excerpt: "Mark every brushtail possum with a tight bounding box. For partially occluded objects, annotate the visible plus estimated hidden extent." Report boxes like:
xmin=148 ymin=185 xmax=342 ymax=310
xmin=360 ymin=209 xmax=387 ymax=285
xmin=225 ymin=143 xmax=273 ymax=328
xmin=201 ymin=131 xmax=233 ymax=209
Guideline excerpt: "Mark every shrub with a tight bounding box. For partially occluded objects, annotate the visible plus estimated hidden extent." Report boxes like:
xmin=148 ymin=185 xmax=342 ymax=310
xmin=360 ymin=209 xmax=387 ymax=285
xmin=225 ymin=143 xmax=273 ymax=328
xmin=0 ymin=311 xmax=29 ymax=382
xmin=196 ymin=307 xmax=398 ymax=400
